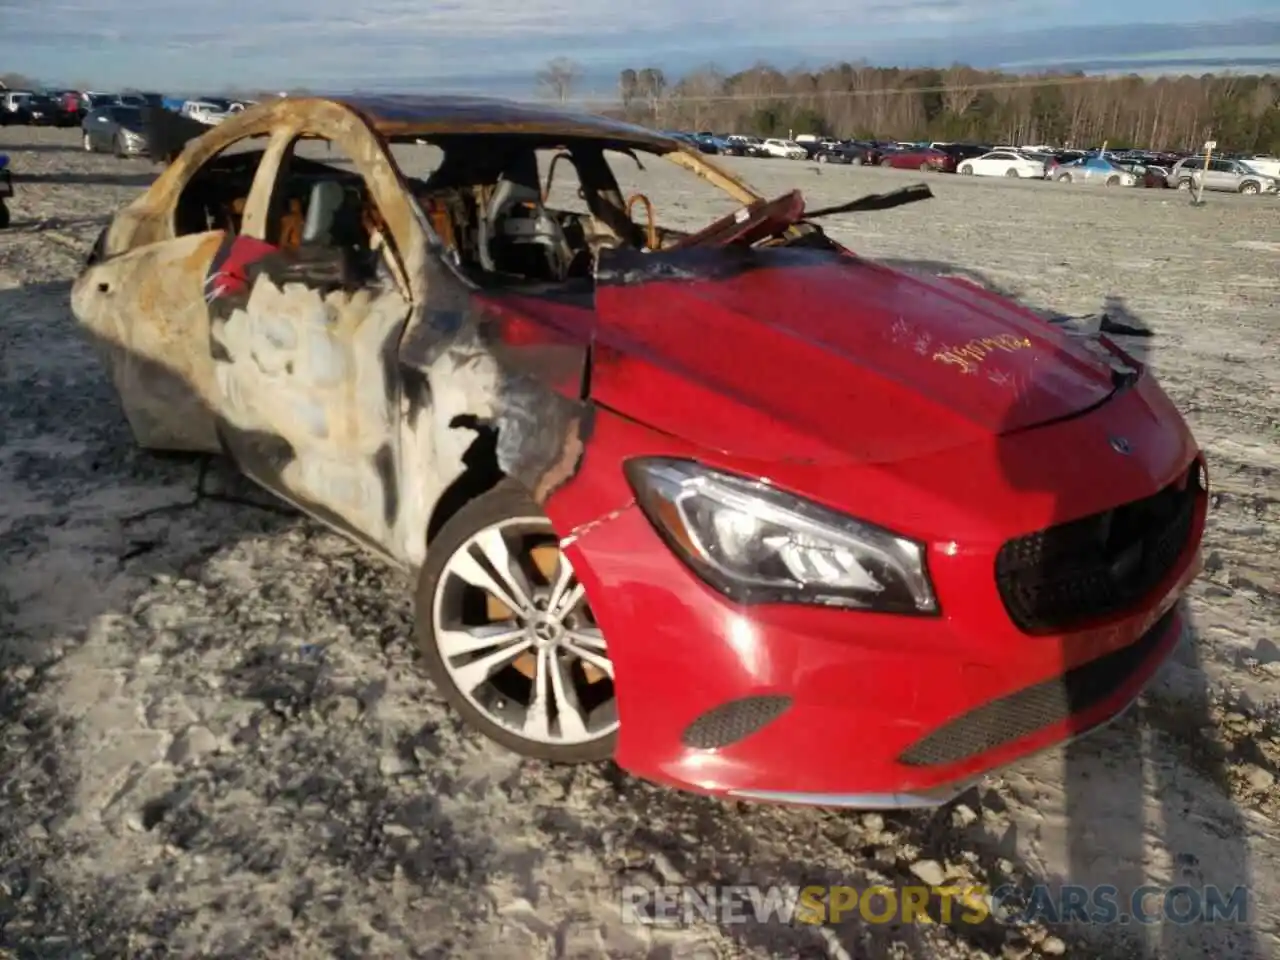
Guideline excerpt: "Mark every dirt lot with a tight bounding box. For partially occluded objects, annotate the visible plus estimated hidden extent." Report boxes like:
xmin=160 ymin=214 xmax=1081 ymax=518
xmin=1 ymin=125 xmax=1277 ymax=960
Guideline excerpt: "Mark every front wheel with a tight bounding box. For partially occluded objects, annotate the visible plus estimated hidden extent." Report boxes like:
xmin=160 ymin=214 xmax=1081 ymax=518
xmin=1056 ymin=173 xmax=1073 ymax=183
xmin=1105 ymin=175 xmax=1120 ymax=187
xmin=817 ymin=153 xmax=827 ymax=163
xmin=850 ymin=156 xmax=863 ymax=166
xmin=113 ymin=133 xmax=127 ymax=159
xmin=959 ymin=164 xmax=973 ymax=175
xmin=1239 ymin=182 xmax=1260 ymax=195
xmin=880 ymin=158 xmax=893 ymax=167
xmin=414 ymin=482 xmax=618 ymax=762
xmin=82 ymin=131 xmax=93 ymax=152
xmin=1005 ymin=168 xmax=1020 ymax=177
xmin=1176 ymin=178 xmax=1192 ymax=190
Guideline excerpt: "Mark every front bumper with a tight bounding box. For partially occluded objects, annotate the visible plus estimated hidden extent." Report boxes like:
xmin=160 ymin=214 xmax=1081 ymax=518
xmin=562 ymin=386 xmax=1205 ymax=808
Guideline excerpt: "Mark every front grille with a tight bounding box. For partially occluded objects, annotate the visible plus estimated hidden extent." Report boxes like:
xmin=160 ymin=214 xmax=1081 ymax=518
xmin=682 ymin=695 xmax=792 ymax=749
xmin=898 ymin=604 xmax=1178 ymax=767
xmin=995 ymin=463 xmax=1202 ymax=633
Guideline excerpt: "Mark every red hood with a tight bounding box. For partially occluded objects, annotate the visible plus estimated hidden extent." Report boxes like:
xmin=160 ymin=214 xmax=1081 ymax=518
xmin=590 ymin=248 xmax=1118 ymax=465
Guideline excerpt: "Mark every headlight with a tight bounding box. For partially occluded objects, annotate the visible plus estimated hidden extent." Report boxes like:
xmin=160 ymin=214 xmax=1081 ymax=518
xmin=625 ymin=458 xmax=937 ymax=614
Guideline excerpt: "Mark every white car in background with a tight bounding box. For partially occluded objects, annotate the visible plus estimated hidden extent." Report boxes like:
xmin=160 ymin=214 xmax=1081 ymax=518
xmin=956 ymin=150 xmax=1046 ymax=178
xmin=1242 ymin=155 xmax=1280 ymax=179
xmin=181 ymin=99 xmax=248 ymax=126
xmin=761 ymin=138 xmax=807 ymax=159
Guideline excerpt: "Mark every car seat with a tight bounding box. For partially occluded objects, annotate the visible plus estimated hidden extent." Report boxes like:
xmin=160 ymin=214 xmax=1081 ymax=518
xmin=302 ymin=180 xmax=346 ymax=246
xmin=478 ymin=158 xmax=572 ymax=282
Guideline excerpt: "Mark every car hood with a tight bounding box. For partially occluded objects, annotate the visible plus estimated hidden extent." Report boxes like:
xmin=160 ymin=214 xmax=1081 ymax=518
xmin=591 ymin=246 xmax=1120 ymax=465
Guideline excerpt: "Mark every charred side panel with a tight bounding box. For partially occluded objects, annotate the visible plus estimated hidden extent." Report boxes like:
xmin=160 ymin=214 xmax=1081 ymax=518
xmin=69 ymin=230 xmax=226 ymax=452
xmin=205 ymin=239 xmax=412 ymax=558
xmin=395 ymin=248 xmax=593 ymax=566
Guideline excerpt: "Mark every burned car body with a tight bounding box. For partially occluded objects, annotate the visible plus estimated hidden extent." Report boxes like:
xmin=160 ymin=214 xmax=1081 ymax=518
xmin=72 ymin=95 xmax=1206 ymax=808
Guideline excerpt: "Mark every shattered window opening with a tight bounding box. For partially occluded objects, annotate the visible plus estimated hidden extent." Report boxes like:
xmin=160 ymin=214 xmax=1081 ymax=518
xmin=173 ymin=134 xmax=270 ymax=238
xmin=260 ymin=135 xmax=401 ymax=293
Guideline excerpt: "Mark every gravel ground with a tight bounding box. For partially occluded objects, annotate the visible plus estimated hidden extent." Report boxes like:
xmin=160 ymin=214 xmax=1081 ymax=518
xmin=1 ymin=126 xmax=1277 ymax=960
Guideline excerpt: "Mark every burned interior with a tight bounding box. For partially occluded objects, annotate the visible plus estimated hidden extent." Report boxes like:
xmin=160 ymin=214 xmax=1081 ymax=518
xmin=72 ymin=96 xmax=933 ymax=577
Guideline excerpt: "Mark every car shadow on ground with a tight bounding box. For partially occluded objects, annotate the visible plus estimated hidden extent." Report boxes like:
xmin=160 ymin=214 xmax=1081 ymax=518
xmin=0 ymin=272 xmax=1265 ymax=959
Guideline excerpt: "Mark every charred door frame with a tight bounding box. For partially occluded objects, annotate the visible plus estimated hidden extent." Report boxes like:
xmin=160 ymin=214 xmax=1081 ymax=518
xmin=202 ymin=105 xmax=428 ymax=561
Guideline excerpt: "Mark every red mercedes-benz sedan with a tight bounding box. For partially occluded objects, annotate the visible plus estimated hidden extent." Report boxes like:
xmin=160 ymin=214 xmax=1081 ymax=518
xmin=71 ymin=96 xmax=1205 ymax=809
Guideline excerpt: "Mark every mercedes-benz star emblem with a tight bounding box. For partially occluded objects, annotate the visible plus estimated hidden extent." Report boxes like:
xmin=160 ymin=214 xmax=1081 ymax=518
xmin=1109 ymin=436 xmax=1132 ymax=455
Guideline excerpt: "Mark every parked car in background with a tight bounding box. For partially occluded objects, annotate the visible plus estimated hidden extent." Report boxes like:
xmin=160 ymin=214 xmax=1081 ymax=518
xmin=119 ymin=92 xmax=165 ymax=108
xmin=1166 ymin=157 xmax=1278 ymax=194
xmin=181 ymin=98 xmax=245 ymax=126
xmin=725 ymin=134 xmax=768 ymax=157
xmin=879 ymin=145 xmax=957 ymax=172
xmin=0 ymin=90 xmax=35 ymax=124
xmin=1238 ymin=155 xmax=1280 ymax=179
xmin=1113 ymin=161 xmax=1173 ymax=188
xmin=935 ymin=143 xmax=988 ymax=165
xmin=761 ymin=138 xmax=807 ymax=159
xmin=956 ymin=150 xmax=1046 ymax=178
xmin=21 ymin=94 xmax=60 ymax=126
xmin=1052 ymin=156 xmax=1138 ymax=187
xmin=44 ymin=90 xmax=86 ymax=126
xmin=691 ymin=132 xmax=736 ymax=155
xmin=815 ymin=141 xmax=880 ymax=165
xmin=82 ymin=92 xmax=121 ymax=111
xmin=1039 ymin=150 xmax=1087 ymax=179
xmin=81 ymin=104 xmax=148 ymax=157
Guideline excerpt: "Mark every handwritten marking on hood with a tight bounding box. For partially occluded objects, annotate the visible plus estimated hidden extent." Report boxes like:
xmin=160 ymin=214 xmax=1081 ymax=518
xmin=933 ymin=335 xmax=1033 ymax=374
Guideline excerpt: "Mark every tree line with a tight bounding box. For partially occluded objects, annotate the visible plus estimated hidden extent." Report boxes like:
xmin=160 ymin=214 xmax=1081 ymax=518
xmin=536 ymin=59 xmax=1280 ymax=154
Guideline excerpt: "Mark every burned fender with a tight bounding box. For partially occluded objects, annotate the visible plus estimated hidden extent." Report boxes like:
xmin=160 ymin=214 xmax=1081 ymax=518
xmin=395 ymin=246 xmax=594 ymax=558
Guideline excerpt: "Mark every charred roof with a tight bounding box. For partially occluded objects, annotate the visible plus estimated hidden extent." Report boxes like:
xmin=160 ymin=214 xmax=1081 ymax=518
xmin=331 ymin=94 xmax=680 ymax=150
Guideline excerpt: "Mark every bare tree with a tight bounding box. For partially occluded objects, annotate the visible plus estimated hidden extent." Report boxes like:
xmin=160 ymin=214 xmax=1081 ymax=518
xmin=1 ymin=73 xmax=36 ymax=90
xmin=601 ymin=59 xmax=1280 ymax=153
xmin=619 ymin=68 xmax=639 ymax=115
xmin=636 ymin=67 xmax=667 ymax=123
xmin=941 ymin=66 xmax=979 ymax=117
xmin=536 ymin=57 xmax=580 ymax=103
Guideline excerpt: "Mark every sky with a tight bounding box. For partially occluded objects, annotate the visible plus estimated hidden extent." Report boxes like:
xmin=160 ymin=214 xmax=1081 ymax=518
xmin=0 ymin=0 xmax=1277 ymax=95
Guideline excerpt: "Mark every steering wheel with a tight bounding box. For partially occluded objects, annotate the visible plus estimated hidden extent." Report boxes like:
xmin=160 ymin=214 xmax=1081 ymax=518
xmin=625 ymin=192 xmax=658 ymax=250
xmin=665 ymin=190 xmax=804 ymax=251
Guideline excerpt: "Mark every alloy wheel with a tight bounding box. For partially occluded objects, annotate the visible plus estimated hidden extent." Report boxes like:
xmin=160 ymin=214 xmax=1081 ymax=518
xmin=428 ymin=514 xmax=617 ymax=750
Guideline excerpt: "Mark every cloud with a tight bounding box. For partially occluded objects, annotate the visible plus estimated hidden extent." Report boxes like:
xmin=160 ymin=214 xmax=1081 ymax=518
xmin=1 ymin=0 xmax=1275 ymax=90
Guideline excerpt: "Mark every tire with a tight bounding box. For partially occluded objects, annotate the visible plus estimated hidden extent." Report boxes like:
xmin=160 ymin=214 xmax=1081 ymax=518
xmin=414 ymin=481 xmax=618 ymax=763
xmin=1239 ymin=181 xmax=1260 ymax=195
xmin=850 ymin=156 xmax=863 ymax=166
xmin=959 ymin=164 xmax=973 ymax=175
xmin=1176 ymin=178 xmax=1192 ymax=190
xmin=113 ymin=133 xmax=127 ymax=159
xmin=880 ymin=158 xmax=893 ymax=167
xmin=817 ymin=153 xmax=827 ymax=163
xmin=1105 ymin=175 xmax=1120 ymax=187
xmin=1056 ymin=173 xmax=1073 ymax=183
xmin=919 ymin=162 xmax=931 ymax=172
xmin=0 ymin=202 xmax=9 ymax=230
xmin=1006 ymin=168 xmax=1020 ymax=177
xmin=82 ymin=131 xmax=93 ymax=152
